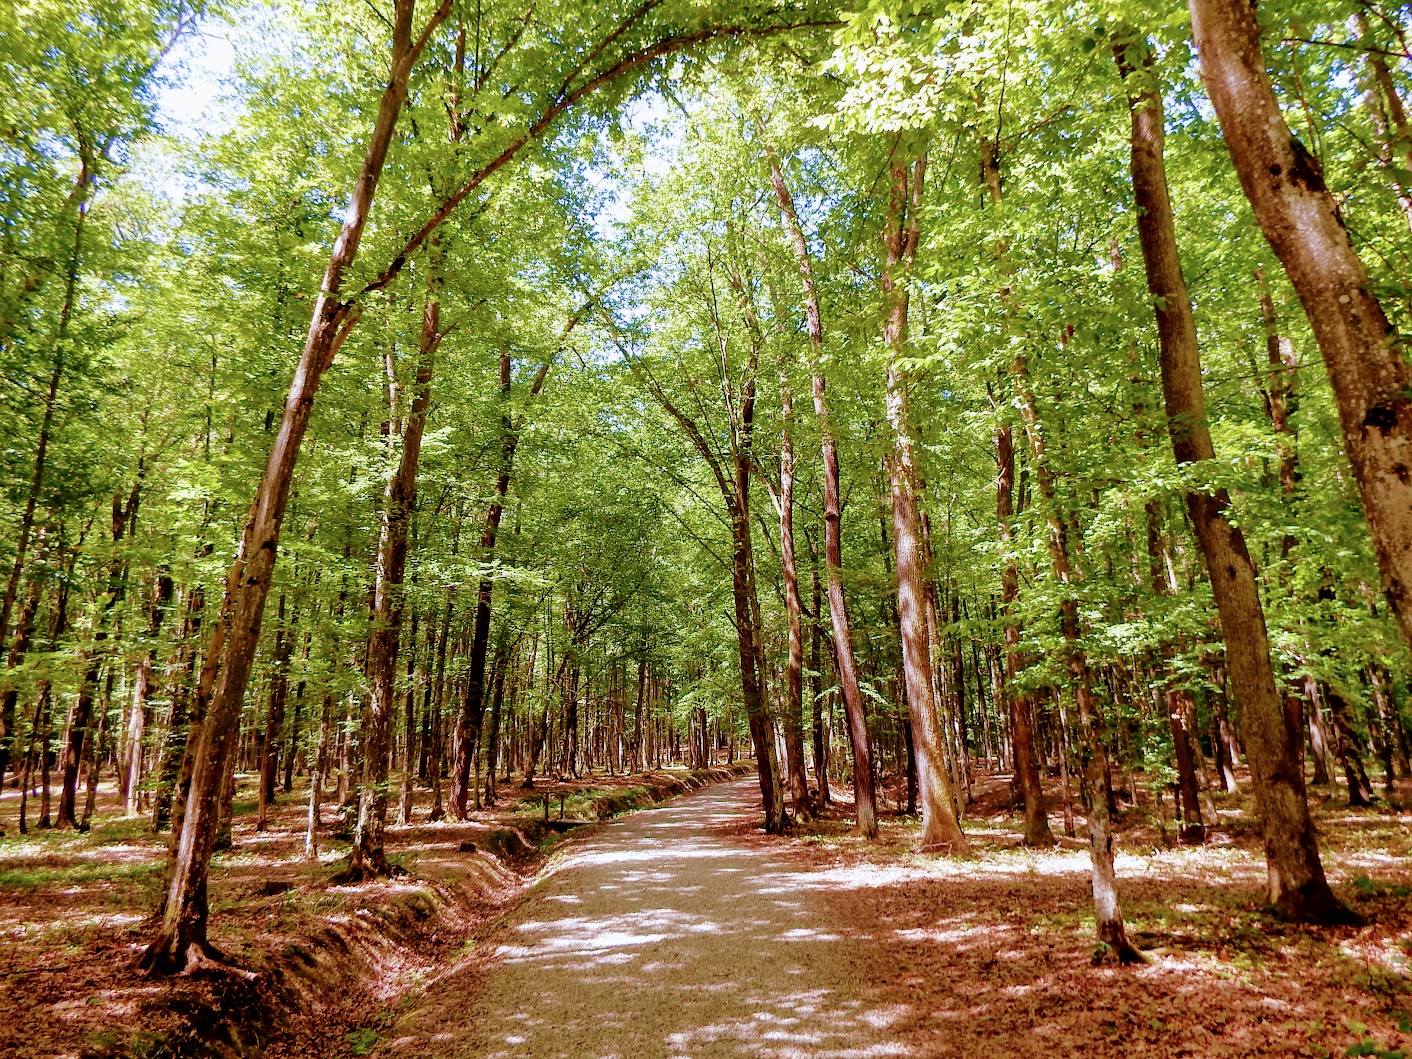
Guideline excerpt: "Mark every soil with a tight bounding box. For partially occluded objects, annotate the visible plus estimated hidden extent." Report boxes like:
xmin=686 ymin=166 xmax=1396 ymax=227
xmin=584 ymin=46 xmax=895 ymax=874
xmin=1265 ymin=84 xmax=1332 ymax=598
xmin=382 ymin=773 xmax=1412 ymax=1059
xmin=0 ymin=764 xmax=747 ymax=1059
xmin=5 ymin=764 xmax=1412 ymax=1058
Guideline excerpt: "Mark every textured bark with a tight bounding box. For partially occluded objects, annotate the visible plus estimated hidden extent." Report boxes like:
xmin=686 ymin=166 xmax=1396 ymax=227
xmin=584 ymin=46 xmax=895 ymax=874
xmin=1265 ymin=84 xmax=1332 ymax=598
xmin=1190 ymin=0 xmax=1412 ymax=650
xmin=141 ymin=0 xmax=449 ymax=972
xmin=1119 ymin=37 xmax=1352 ymax=923
xmin=765 ymin=144 xmax=875 ymax=836
xmin=882 ymin=150 xmax=966 ymax=852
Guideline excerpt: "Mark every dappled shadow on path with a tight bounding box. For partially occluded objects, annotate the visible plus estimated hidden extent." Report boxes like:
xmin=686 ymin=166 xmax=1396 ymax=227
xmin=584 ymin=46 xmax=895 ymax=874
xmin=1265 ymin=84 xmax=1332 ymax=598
xmin=386 ymin=783 xmax=918 ymax=1058
xmin=384 ymin=779 xmax=1412 ymax=1059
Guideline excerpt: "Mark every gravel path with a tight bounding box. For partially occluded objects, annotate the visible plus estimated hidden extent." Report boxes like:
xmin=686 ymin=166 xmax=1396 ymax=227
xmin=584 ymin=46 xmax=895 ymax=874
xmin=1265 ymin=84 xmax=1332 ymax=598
xmin=384 ymin=779 xmax=911 ymax=1059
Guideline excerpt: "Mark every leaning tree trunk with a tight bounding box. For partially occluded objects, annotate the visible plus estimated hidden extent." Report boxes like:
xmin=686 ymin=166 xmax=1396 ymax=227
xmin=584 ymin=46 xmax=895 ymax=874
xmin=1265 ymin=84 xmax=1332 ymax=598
xmin=881 ymin=150 xmax=967 ymax=852
xmin=140 ymin=0 xmax=449 ymax=972
xmin=764 ymin=144 xmax=877 ymax=837
xmin=1188 ymin=0 xmax=1412 ymax=650
xmin=1118 ymin=35 xmax=1353 ymax=923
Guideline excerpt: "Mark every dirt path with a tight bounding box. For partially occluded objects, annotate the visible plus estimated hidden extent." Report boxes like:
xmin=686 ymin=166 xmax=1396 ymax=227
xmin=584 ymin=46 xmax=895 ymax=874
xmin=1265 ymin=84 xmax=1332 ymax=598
xmin=383 ymin=779 xmax=908 ymax=1059
xmin=382 ymin=777 xmax=1412 ymax=1059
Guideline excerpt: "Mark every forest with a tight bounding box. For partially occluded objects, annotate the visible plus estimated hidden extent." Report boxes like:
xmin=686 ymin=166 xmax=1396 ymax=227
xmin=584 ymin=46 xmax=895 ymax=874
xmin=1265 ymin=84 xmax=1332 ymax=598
xmin=5 ymin=0 xmax=1412 ymax=1055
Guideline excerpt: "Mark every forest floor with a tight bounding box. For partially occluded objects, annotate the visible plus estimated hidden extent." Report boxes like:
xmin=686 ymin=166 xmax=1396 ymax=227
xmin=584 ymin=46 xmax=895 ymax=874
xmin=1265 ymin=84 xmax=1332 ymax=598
xmin=0 ymin=764 xmax=749 ymax=1059
xmin=379 ymin=772 xmax=1412 ymax=1059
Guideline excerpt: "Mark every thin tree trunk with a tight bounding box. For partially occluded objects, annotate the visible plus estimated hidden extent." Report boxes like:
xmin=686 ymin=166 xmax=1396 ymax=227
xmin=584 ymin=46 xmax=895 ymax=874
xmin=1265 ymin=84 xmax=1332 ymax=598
xmin=808 ymin=543 xmax=830 ymax=805
xmin=777 ymin=355 xmax=812 ymax=820
xmin=256 ymin=593 xmax=292 ymax=830
xmin=0 ymin=156 xmax=92 ymax=662
xmin=482 ymin=639 xmax=507 ymax=805
xmin=764 ymin=144 xmax=876 ymax=837
xmin=349 ymin=250 xmax=442 ymax=879
xmin=994 ymin=417 xmax=1052 ymax=846
xmin=306 ymin=690 xmax=333 ymax=861
xmin=124 ymin=572 xmax=172 ymax=816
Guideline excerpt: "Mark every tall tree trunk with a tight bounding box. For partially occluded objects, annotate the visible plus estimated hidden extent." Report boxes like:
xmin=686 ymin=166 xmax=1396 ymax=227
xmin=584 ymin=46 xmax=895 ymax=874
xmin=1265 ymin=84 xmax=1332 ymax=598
xmin=256 ymin=592 xmax=292 ymax=830
xmin=124 ymin=571 xmax=173 ymax=816
xmin=881 ymin=149 xmax=967 ymax=851
xmin=808 ymin=543 xmax=831 ymax=805
xmin=349 ymin=251 xmax=442 ymax=879
xmin=984 ymin=122 xmax=1140 ymax=955
xmin=777 ymin=357 xmax=812 ymax=820
xmin=994 ymin=418 xmax=1053 ymax=846
xmin=1188 ymin=0 xmax=1412 ymax=650
xmin=453 ymin=347 xmax=535 ymax=816
xmin=140 ymin=0 xmax=450 ymax=972
xmin=0 ymin=576 xmax=45 ymax=787
xmin=764 ymin=145 xmax=876 ymax=837
xmin=1118 ymin=36 xmax=1353 ymax=924
xmin=0 ymin=156 xmax=91 ymax=661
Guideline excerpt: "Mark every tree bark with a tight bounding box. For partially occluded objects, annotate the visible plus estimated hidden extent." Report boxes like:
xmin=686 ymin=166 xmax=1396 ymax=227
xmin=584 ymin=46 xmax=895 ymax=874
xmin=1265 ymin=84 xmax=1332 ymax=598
xmin=141 ymin=0 xmax=449 ymax=971
xmin=881 ymin=149 xmax=967 ymax=852
xmin=349 ymin=254 xmax=442 ymax=878
xmin=1189 ymin=0 xmax=1412 ymax=650
xmin=764 ymin=144 xmax=876 ymax=837
xmin=1118 ymin=36 xmax=1353 ymax=923
xmin=994 ymin=419 xmax=1053 ymax=846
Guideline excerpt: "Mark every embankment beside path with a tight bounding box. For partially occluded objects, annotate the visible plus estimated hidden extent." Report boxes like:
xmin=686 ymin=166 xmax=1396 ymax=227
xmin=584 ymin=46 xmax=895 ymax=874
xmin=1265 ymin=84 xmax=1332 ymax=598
xmin=131 ymin=763 xmax=756 ymax=1059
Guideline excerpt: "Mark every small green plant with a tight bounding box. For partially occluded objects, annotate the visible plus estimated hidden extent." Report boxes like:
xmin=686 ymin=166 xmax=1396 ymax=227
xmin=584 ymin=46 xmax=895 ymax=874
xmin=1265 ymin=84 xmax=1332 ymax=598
xmin=346 ymin=1028 xmax=378 ymax=1057
xmin=1344 ymin=1038 xmax=1404 ymax=1058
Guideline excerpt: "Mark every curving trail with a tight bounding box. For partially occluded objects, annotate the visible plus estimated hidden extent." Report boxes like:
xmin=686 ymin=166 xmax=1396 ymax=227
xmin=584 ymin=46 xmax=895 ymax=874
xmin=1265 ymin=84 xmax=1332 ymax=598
xmin=384 ymin=779 xmax=915 ymax=1059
